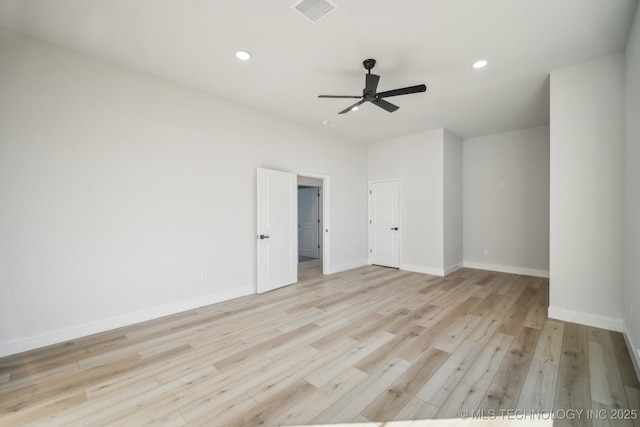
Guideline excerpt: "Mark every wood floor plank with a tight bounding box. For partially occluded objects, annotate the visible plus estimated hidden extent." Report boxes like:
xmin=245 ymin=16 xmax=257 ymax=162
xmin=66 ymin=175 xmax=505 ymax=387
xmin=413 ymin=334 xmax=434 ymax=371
xmin=416 ymin=340 xmax=483 ymax=407
xmin=184 ymin=393 xmax=257 ymax=427
xmin=381 ymin=303 xmax=438 ymax=336
xmin=588 ymin=327 xmax=615 ymax=347
xmin=470 ymin=293 xmax=508 ymax=317
xmin=479 ymin=327 xmax=540 ymax=411
xmin=151 ymin=347 xmax=221 ymax=386
xmin=270 ymin=366 xmax=368 ymax=425
xmin=554 ymin=322 xmax=592 ymax=427
xmin=360 ymin=347 xmax=449 ymax=421
xmin=434 ymin=381 xmax=486 ymax=419
xmin=1 ymin=264 xmax=638 ymax=426
xmin=589 ymin=341 xmax=629 ymax=408
xmin=305 ymin=331 xmax=394 ymax=388
xmin=611 ymin=332 xmax=640 ymax=389
xmin=467 ymin=295 xmax=516 ymax=344
xmin=432 ymin=314 xmax=483 ymax=353
xmin=353 ymin=325 xmax=425 ymax=374
xmin=70 ymin=365 xmax=218 ymax=427
xmin=20 ymin=377 xmax=161 ymax=426
xmin=213 ymin=322 xmax=320 ymax=371
xmin=225 ymin=379 xmax=318 ymax=426
xmin=398 ymin=296 xmax=482 ymax=362
xmin=394 ymin=397 xmax=438 ymax=421
xmin=461 ymin=332 xmax=514 ymax=390
xmin=309 ymin=312 xmax=385 ymax=351
xmin=623 ymin=386 xmax=640 ymax=427
xmin=516 ymin=358 xmax=558 ymax=409
xmin=176 ymin=345 xmax=321 ymax=422
xmin=0 ymin=361 xmax=81 ymax=397
xmin=311 ymin=356 xmax=412 ymax=424
xmin=498 ymin=287 xmax=539 ymax=336
xmin=522 ymin=289 xmax=547 ymax=330
xmin=263 ymin=318 xmax=354 ymax=360
xmin=0 ymin=392 xmax=87 ymax=426
xmin=592 ymin=400 xmax=636 ymax=427
xmin=2 ymin=352 xmax=139 ymax=414
xmin=533 ymin=319 xmax=564 ymax=365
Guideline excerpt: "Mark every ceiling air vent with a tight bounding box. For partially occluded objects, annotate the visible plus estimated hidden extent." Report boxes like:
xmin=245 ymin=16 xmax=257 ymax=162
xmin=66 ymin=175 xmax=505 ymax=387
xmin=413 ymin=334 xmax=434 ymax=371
xmin=291 ymin=0 xmax=336 ymax=23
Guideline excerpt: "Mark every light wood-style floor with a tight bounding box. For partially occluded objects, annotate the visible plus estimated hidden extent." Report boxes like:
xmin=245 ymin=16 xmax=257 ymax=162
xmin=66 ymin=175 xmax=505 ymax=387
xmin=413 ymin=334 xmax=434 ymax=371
xmin=1 ymin=262 xmax=639 ymax=426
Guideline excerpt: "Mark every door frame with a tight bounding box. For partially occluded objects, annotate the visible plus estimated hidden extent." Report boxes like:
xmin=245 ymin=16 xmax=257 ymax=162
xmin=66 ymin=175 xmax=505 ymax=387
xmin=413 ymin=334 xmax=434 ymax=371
xmin=368 ymin=178 xmax=401 ymax=268
xmin=294 ymin=170 xmax=331 ymax=275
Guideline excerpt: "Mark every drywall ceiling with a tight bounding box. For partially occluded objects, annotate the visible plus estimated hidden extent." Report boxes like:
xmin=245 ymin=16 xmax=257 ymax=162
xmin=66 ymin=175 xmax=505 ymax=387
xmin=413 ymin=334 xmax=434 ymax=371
xmin=0 ymin=0 xmax=637 ymax=142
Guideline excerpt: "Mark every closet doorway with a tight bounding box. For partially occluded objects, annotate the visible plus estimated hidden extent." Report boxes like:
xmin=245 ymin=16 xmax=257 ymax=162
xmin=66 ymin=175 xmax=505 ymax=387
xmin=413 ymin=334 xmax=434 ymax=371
xmin=298 ymin=175 xmax=323 ymax=277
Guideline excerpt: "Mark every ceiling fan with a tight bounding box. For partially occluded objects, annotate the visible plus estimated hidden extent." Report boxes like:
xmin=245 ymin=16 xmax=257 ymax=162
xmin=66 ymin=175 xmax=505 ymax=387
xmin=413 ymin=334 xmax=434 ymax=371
xmin=318 ymin=58 xmax=427 ymax=114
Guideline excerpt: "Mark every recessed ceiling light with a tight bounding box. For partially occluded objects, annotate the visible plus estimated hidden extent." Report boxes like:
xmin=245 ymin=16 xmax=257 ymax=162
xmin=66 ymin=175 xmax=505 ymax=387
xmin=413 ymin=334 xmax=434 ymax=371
xmin=321 ymin=119 xmax=330 ymax=125
xmin=235 ymin=50 xmax=252 ymax=61
xmin=472 ymin=60 xmax=488 ymax=69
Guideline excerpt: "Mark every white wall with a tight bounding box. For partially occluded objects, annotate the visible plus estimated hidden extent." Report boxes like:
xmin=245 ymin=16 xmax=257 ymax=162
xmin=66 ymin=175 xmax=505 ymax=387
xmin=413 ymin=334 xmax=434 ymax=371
xmin=623 ymin=5 xmax=640 ymax=369
xmin=368 ymin=128 xmax=463 ymax=276
xmin=443 ymin=130 xmax=463 ymax=274
xmin=463 ymin=126 xmax=550 ymax=277
xmin=0 ymin=29 xmax=369 ymax=356
xmin=549 ymin=54 xmax=625 ymax=331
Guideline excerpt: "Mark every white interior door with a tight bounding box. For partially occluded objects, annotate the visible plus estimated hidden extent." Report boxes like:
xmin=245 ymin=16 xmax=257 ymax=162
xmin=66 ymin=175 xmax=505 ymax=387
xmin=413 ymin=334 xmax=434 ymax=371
xmin=257 ymin=168 xmax=298 ymax=293
xmin=298 ymin=187 xmax=320 ymax=259
xmin=369 ymin=180 xmax=400 ymax=268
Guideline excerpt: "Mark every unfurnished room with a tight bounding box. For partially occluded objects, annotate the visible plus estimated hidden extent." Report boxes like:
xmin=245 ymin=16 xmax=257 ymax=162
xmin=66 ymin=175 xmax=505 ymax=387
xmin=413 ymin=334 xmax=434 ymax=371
xmin=1 ymin=1 xmax=640 ymax=425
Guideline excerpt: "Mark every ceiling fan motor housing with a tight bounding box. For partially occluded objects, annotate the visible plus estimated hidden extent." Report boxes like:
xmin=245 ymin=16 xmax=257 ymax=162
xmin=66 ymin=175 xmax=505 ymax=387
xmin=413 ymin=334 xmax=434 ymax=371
xmin=363 ymin=58 xmax=376 ymax=71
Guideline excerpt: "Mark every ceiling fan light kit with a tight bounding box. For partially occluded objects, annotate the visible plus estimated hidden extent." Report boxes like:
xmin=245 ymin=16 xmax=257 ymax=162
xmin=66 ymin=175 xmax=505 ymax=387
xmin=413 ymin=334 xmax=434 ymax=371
xmin=318 ymin=58 xmax=427 ymax=114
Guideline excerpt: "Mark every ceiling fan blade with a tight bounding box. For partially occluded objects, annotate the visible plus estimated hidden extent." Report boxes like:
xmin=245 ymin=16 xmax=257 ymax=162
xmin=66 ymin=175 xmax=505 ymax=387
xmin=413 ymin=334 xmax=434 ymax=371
xmin=318 ymin=95 xmax=362 ymax=99
xmin=338 ymin=100 xmax=365 ymax=114
xmin=377 ymin=84 xmax=427 ymax=98
xmin=365 ymin=73 xmax=380 ymax=94
xmin=372 ymin=98 xmax=399 ymax=113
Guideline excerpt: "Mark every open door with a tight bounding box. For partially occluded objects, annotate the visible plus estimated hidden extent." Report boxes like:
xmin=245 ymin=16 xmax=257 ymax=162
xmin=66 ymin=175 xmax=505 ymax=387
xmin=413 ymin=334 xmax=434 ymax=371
xmin=257 ymin=168 xmax=298 ymax=293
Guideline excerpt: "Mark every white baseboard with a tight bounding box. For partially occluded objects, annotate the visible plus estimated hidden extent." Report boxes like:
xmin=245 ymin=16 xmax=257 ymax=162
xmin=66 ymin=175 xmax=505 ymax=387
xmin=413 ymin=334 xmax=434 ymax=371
xmin=548 ymin=306 xmax=624 ymax=332
xmin=623 ymin=323 xmax=640 ymax=381
xmin=330 ymin=259 xmax=368 ymax=274
xmin=444 ymin=263 xmax=463 ymax=276
xmin=0 ymin=286 xmax=254 ymax=358
xmin=401 ymin=263 xmax=445 ymax=277
xmin=462 ymin=261 xmax=549 ymax=278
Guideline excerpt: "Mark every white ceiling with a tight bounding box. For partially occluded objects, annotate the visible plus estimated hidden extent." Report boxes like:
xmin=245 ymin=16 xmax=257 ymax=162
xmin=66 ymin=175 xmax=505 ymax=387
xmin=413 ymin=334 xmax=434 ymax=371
xmin=0 ymin=0 xmax=637 ymax=142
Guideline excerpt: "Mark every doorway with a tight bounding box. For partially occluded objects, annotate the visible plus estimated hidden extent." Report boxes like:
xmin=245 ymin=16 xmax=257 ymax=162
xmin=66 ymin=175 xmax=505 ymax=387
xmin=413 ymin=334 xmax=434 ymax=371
xmin=257 ymin=168 xmax=331 ymax=293
xmin=297 ymin=175 xmax=323 ymax=278
xmin=298 ymin=186 xmax=321 ymax=261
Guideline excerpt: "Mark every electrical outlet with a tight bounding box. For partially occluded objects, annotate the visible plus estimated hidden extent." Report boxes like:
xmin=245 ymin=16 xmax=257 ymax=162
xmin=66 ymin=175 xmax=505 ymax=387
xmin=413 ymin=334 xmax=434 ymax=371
xmin=483 ymin=249 xmax=489 ymax=256
xmin=200 ymin=273 xmax=208 ymax=282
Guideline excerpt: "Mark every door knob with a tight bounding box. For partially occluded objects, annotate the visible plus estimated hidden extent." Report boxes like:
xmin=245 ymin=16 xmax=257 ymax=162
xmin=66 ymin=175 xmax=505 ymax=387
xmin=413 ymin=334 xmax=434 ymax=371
xmin=258 ymin=234 xmax=270 ymax=239
xmin=390 ymin=227 xmax=398 ymax=231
